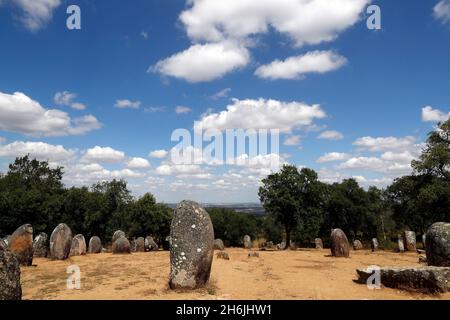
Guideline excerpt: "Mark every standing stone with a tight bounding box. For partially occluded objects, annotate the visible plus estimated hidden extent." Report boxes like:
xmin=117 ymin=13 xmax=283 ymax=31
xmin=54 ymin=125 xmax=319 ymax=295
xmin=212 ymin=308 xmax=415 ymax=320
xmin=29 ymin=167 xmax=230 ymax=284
xmin=88 ymin=236 xmax=102 ymax=254
xmin=214 ymin=239 xmax=225 ymax=251
xmin=422 ymin=234 xmax=427 ymax=248
xmin=49 ymin=223 xmax=72 ymax=260
xmin=353 ymin=240 xmax=363 ymax=250
xmin=33 ymin=233 xmax=48 ymax=258
xmin=70 ymin=234 xmax=87 ymax=257
xmin=426 ymin=222 xmax=450 ymax=267
xmin=112 ymin=230 xmax=126 ymax=244
xmin=112 ymin=235 xmax=131 ymax=254
xmin=315 ymin=238 xmax=323 ymax=249
xmin=0 ymin=245 xmax=22 ymax=300
xmin=404 ymin=231 xmax=417 ymax=251
xmin=8 ymin=224 xmax=33 ymax=266
xmin=145 ymin=236 xmax=159 ymax=251
xmin=243 ymin=235 xmax=252 ymax=249
xmin=134 ymin=237 xmax=145 ymax=252
xmin=330 ymin=229 xmax=350 ymax=258
xmin=169 ymin=201 xmax=214 ymax=290
xmin=371 ymin=238 xmax=379 ymax=252
xmin=398 ymin=236 xmax=405 ymax=253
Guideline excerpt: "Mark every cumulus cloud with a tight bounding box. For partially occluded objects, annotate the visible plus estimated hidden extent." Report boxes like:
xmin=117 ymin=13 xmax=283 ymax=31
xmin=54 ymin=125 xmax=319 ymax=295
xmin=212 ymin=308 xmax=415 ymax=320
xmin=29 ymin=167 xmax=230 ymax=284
xmin=318 ymin=130 xmax=344 ymax=141
xmin=434 ymin=0 xmax=450 ymax=24
xmin=127 ymin=157 xmax=151 ymax=169
xmin=422 ymin=106 xmax=450 ymax=122
xmin=7 ymin=0 xmax=61 ymax=32
xmin=54 ymin=91 xmax=87 ymax=110
xmin=149 ymin=150 xmax=168 ymax=159
xmin=0 ymin=141 xmax=76 ymax=161
xmin=152 ymin=42 xmax=250 ymax=83
xmin=353 ymin=136 xmax=416 ymax=152
xmin=114 ymin=99 xmax=141 ymax=109
xmin=255 ymin=51 xmax=347 ymax=80
xmin=196 ymin=98 xmax=326 ymax=132
xmin=0 ymin=91 xmax=101 ymax=137
xmin=155 ymin=164 xmax=204 ymax=176
xmin=175 ymin=106 xmax=192 ymax=114
xmin=82 ymin=146 xmax=125 ymax=163
xmin=283 ymin=135 xmax=301 ymax=146
xmin=317 ymin=152 xmax=351 ymax=163
xmin=180 ymin=0 xmax=369 ymax=46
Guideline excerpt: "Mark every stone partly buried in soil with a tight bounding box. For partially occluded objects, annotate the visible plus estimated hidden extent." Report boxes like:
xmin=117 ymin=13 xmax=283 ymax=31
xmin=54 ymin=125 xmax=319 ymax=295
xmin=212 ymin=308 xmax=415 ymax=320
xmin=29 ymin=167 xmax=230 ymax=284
xmin=0 ymin=245 xmax=22 ymax=300
xmin=169 ymin=201 xmax=214 ymax=290
xmin=355 ymin=266 xmax=450 ymax=293
xmin=8 ymin=224 xmax=34 ymax=266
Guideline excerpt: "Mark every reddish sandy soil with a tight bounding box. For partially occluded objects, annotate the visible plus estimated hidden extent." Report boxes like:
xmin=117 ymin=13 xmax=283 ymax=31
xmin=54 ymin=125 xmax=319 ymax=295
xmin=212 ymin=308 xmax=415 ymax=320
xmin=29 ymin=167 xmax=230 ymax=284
xmin=20 ymin=248 xmax=450 ymax=300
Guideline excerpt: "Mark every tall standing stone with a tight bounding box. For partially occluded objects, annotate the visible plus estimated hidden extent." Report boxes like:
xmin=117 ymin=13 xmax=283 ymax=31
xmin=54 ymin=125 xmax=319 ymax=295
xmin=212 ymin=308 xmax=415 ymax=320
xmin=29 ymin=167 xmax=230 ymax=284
xmin=243 ymin=235 xmax=252 ymax=249
xmin=8 ymin=224 xmax=33 ymax=266
xmin=398 ymin=236 xmax=405 ymax=253
xmin=425 ymin=222 xmax=450 ymax=267
xmin=49 ymin=223 xmax=72 ymax=260
xmin=404 ymin=231 xmax=417 ymax=251
xmin=0 ymin=245 xmax=22 ymax=300
xmin=353 ymin=240 xmax=363 ymax=250
xmin=33 ymin=232 xmax=48 ymax=258
xmin=134 ymin=237 xmax=145 ymax=252
xmin=70 ymin=234 xmax=87 ymax=257
xmin=330 ymin=229 xmax=350 ymax=258
xmin=145 ymin=236 xmax=159 ymax=251
xmin=112 ymin=235 xmax=131 ymax=254
xmin=371 ymin=238 xmax=379 ymax=252
xmin=169 ymin=201 xmax=214 ymax=290
xmin=88 ymin=236 xmax=102 ymax=254
xmin=315 ymin=238 xmax=323 ymax=249
xmin=112 ymin=230 xmax=126 ymax=244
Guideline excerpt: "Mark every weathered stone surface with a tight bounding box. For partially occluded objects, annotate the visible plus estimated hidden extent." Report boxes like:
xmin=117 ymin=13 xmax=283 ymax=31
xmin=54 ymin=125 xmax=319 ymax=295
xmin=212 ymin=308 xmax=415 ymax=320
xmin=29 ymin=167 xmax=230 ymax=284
xmin=371 ymin=238 xmax=379 ymax=252
xmin=214 ymin=239 xmax=225 ymax=251
xmin=216 ymin=251 xmax=230 ymax=260
xmin=112 ymin=230 xmax=126 ymax=244
xmin=0 ymin=239 xmax=6 ymax=250
xmin=145 ymin=236 xmax=159 ymax=251
xmin=353 ymin=240 xmax=363 ymax=250
xmin=0 ymin=246 xmax=22 ymax=300
xmin=315 ymin=238 xmax=323 ymax=249
xmin=248 ymin=252 xmax=259 ymax=258
xmin=330 ymin=229 xmax=350 ymax=258
xmin=169 ymin=201 xmax=214 ymax=290
xmin=88 ymin=236 xmax=102 ymax=254
xmin=404 ymin=231 xmax=417 ymax=251
xmin=426 ymin=222 xmax=450 ymax=267
xmin=398 ymin=236 xmax=405 ymax=253
xmin=2 ymin=236 xmax=10 ymax=247
xmin=243 ymin=235 xmax=252 ymax=249
xmin=134 ymin=237 xmax=145 ymax=252
xmin=419 ymin=255 xmax=427 ymax=263
xmin=355 ymin=266 xmax=450 ymax=293
xmin=70 ymin=234 xmax=87 ymax=257
xmin=112 ymin=236 xmax=131 ymax=254
xmin=33 ymin=233 xmax=48 ymax=258
xmin=261 ymin=241 xmax=276 ymax=251
xmin=8 ymin=224 xmax=33 ymax=266
xmin=49 ymin=223 xmax=72 ymax=260
xmin=422 ymin=234 xmax=427 ymax=248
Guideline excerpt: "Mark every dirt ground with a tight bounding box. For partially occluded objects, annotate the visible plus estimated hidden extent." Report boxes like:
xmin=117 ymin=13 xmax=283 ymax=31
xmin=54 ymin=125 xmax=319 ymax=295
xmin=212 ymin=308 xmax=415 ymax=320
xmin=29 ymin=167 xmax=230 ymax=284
xmin=20 ymin=248 xmax=450 ymax=300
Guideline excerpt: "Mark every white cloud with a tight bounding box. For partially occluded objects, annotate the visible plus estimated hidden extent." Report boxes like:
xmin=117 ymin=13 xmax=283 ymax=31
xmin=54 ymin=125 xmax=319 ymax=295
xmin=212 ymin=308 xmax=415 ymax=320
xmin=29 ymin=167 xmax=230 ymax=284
xmin=152 ymin=42 xmax=250 ymax=83
xmin=283 ymin=135 xmax=301 ymax=146
xmin=0 ymin=141 xmax=75 ymax=161
xmin=422 ymin=106 xmax=450 ymax=122
xmin=353 ymin=136 xmax=416 ymax=152
xmin=0 ymin=91 xmax=101 ymax=137
xmin=197 ymin=98 xmax=326 ymax=132
xmin=127 ymin=157 xmax=151 ymax=169
xmin=155 ymin=164 xmax=204 ymax=176
xmin=8 ymin=0 xmax=61 ymax=32
xmin=211 ymin=88 xmax=231 ymax=100
xmin=70 ymin=103 xmax=86 ymax=111
xmin=0 ymin=137 xmax=6 ymax=145
xmin=114 ymin=99 xmax=141 ymax=109
xmin=83 ymin=146 xmax=125 ymax=163
xmin=141 ymin=30 xmax=149 ymax=39
xmin=318 ymin=130 xmax=344 ymax=141
xmin=54 ymin=91 xmax=87 ymax=110
xmin=144 ymin=107 xmax=166 ymax=113
xmin=180 ymin=0 xmax=369 ymax=46
xmin=255 ymin=51 xmax=347 ymax=80
xmin=149 ymin=150 xmax=168 ymax=159
xmin=317 ymin=152 xmax=351 ymax=163
xmin=175 ymin=105 xmax=192 ymax=114
xmin=434 ymin=0 xmax=450 ymax=24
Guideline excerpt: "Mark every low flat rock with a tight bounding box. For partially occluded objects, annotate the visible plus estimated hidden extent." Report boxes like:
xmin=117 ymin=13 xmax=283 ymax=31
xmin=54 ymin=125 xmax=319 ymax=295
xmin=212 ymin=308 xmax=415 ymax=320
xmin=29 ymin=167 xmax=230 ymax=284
xmin=248 ymin=252 xmax=260 ymax=258
xmin=355 ymin=266 xmax=450 ymax=293
xmin=8 ymin=224 xmax=33 ymax=266
xmin=70 ymin=234 xmax=87 ymax=257
xmin=0 ymin=245 xmax=22 ymax=300
xmin=88 ymin=236 xmax=102 ymax=254
xmin=49 ymin=223 xmax=72 ymax=260
xmin=33 ymin=233 xmax=48 ymax=258
xmin=216 ymin=251 xmax=230 ymax=260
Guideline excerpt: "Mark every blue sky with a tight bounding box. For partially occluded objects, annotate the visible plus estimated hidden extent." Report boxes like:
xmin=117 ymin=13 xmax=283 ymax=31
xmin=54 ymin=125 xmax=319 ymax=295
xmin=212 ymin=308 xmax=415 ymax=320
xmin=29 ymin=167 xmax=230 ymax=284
xmin=0 ymin=0 xmax=450 ymax=203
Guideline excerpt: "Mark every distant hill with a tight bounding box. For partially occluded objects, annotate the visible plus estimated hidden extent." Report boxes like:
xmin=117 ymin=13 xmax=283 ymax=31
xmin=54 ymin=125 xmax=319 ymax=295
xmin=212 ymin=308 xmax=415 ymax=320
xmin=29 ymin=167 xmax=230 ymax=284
xmin=166 ymin=203 xmax=266 ymax=216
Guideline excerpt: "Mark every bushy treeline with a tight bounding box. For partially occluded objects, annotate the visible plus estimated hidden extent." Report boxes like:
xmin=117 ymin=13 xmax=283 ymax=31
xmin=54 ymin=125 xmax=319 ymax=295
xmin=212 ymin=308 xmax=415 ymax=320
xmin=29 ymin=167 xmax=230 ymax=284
xmin=0 ymin=156 xmax=172 ymax=244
